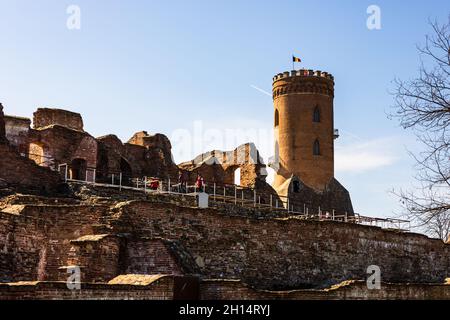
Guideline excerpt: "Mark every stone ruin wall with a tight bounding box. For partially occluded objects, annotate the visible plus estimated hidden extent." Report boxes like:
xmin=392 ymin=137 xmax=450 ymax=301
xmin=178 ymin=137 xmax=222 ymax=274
xmin=33 ymin=108 xmax=84 ymax=131
xmin=115 ymin=201 xmax=449 ymax=290
xmin=0 ymin=105 xmax=62 ymax=195
xmin=1 ymin=198 xmax=448 ymax=291
xmin=0 ymin=278 xmax=449 ymax=300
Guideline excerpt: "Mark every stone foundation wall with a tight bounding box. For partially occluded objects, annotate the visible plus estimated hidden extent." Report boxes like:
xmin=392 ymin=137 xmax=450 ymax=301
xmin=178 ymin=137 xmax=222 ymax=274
xmin=115 ymin=201 xmax=450 ymax=289
xmin=0 ymin=278 xmax=175 ymax=300
xmin=125 ymin=238 xmax=184 ymax=276
xmin=0 ymin=278 xmax=448 ymax=300
xmin=0 ymin=205 xmax=108 ymax=282
xmin=200 ymin=279 xmax=450 ymax=300
xmin=1 ymin=198 xmax=449 ymax=291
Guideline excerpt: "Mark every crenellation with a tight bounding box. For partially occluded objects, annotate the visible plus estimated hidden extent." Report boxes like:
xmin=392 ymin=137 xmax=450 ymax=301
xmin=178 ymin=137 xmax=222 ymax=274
xmin=0 ymin=67 xmax=447 ymax=300
xmin=272 ymin=69 xmax=334 ymax=84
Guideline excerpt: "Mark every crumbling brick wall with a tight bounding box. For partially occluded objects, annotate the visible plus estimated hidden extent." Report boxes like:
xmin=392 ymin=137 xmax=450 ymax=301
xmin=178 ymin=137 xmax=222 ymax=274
xmin=0 ymin=204 xmax=108 ymax=282
xmin=33 ymin=108 xmax=84 ymax=131
xmin=96 ymin=132 xmax=179 ymax=183
xmin=0 ymin=278 xmax=175 ymax=300
xmin=0 ymin=143 xmax=61 ymax=195
xmin=3 ymin=115 xmax=30 ymax=155
xmin=67 ymin=235 xmax=122 ymax=283
xmin=199 ymin=279 xmax=450 ymax=300
xmin=114 ymin=201 xmax=450 ymax=290
xmin=124 ymin=238 xmax=184 ymax=276
xmin=179 ymin=143 xmax=267 ymax=187
xmin=1 ymin=197 xmax=449 ymax=291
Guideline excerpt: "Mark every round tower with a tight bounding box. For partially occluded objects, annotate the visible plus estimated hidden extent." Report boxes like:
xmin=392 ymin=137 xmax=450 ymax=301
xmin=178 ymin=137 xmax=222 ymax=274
xmin=272 ymin=69 xmax=336 ymax=191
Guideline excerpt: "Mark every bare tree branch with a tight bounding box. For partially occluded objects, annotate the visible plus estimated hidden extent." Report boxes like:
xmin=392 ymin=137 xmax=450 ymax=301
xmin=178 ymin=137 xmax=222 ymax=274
xmin=390 ymin=16 xmax=450 ymax=241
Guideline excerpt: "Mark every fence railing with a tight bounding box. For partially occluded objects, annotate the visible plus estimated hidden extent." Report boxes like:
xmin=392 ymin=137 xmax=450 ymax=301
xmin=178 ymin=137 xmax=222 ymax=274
xmin=57 ymin=171 xmax=410 ymax=232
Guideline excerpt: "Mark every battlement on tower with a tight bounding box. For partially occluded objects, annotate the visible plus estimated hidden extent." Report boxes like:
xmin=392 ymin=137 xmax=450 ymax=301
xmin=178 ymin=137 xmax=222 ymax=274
xmin=272 ymin=69 xmax=334 ymax=99
xmin=272 ymin=69 xmax=334 ymax=83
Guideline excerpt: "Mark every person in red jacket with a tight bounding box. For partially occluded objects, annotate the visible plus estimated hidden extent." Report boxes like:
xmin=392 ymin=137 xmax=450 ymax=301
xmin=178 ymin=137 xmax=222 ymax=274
xmin=149 ymin=179 xmax=160 ymax=191
xmin=195 ymin=174 xmax=204 ymax=192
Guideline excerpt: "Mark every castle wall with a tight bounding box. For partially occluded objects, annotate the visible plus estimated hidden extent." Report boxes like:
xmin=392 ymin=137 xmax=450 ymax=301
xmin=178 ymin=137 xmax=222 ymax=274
xmin=29 ymin=126 xmax=98 ymax=170
xmin=0 ymin=143 xmax=61 ymax=195
xmin=199 ymin=280 xmax=450 ymax=300
xmin=67 ymin=235 xmax=122 ymax=283
xmin=179 ymin=143 xmax=267 ymax=187
xmin=0 ymin=197 xmax=449 ymax=297
xmin=0 ymin=278 xmax=448 ymax=300
xmin=124 ymin=238 xmax=184 ymax=276
xmin=33 ymin=108 xmax=84 ymax=131
xmin=0 ymin=205 xmax=108 ymax=282
xmin=96 ymin=133 xmax=179 ymax=182
xmin=3 ymin=116 xmax=30 ymax=154
xmin=115 ymin=201 xmax=450 ymax=290
xmin=0 ymin=278 xmax=175 ymax=300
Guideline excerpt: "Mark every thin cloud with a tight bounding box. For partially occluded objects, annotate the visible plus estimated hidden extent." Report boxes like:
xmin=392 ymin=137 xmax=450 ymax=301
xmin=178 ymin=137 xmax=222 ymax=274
xmin=335 ymin=136 xmax=399 ymax=173
xmin=250 ymin=85 xmax=272 ymax=97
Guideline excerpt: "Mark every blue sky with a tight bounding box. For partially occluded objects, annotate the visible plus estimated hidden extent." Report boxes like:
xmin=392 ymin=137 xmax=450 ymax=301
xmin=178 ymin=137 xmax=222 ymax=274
xmin=0 ymin=0 xmax=449 ymax=218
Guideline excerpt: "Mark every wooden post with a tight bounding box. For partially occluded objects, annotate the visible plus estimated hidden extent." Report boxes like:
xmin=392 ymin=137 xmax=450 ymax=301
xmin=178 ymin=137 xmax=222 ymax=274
xmin=213 ymin=183 xmax=216 ymax=201
xmin=234 ymin=185 xmax=237 ymax=205
xmin=112 ymin=174 xmax=114 ymax=185
xmin=119 ymin=173 xmax=122 ymax=191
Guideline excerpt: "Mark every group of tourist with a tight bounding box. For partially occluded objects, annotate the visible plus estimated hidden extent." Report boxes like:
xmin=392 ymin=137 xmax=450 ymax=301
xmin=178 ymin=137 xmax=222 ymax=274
xmin=145 ymin=171 xmax=205 ymax=193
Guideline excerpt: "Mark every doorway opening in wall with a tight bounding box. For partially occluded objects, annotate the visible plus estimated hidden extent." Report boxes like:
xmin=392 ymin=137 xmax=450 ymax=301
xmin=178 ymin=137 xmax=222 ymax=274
xmin=120 ymin=157 xmax=133 ymax=185
xmin=234 ymin=167 xmax=241 ymax=186
xmin=293 ymin=180 xmax=300 ymax=193
xmin=70 ymin=158 xmax=87 ymax=180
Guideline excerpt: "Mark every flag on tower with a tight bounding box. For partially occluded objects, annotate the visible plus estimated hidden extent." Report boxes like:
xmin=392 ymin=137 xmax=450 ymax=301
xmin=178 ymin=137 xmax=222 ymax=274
xmin=292 ymin=55 xmax=302 ymax=63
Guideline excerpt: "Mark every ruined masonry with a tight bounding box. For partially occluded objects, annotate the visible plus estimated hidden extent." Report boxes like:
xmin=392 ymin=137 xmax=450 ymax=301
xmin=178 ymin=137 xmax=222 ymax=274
xmin=0 ymin=69 xmax=449 ymax=300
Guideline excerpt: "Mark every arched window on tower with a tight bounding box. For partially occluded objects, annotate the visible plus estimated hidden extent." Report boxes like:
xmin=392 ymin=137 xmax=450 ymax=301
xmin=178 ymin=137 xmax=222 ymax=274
xmin=274 ymin=109 xmax=279 ymax=127
xmin=313 ymin=106 xmax=320 ymax=122
xmin=313 ymin=139 xmax=321 ymax=155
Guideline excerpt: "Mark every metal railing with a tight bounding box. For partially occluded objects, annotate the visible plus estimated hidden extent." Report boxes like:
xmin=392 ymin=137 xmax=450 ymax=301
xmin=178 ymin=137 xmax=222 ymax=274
xmin=57 ymin=172 xmax=410 ymax=231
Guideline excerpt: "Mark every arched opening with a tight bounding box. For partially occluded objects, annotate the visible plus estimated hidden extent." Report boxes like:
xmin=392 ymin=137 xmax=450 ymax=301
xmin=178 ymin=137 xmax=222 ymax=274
xmin=313 ymin=139 xmax=321 ymax=156
xmin=29 ymin=142 xmax=45 ymax=166
xmin=70 ymin=158 xmax=87 ymax=180
xmin=293 ymin=180 xmax=300 ymax=193
xmin=120 ymin=157 xmax=132 ymax=177
xmin=313 ymin=106 xmax=321 ymax=122
xmin=234 ymin=167 xmax=241 ymax=186
xmin=274 ymin=109 xmax=279 ymax=127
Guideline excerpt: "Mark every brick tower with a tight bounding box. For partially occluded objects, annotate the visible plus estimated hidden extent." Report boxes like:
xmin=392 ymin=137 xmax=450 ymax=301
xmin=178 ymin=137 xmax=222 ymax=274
xmin=272 ymin=69 xmax=336 ymax=191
